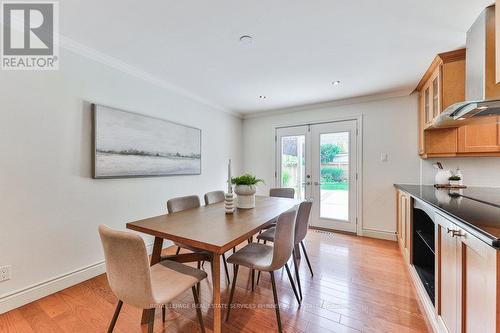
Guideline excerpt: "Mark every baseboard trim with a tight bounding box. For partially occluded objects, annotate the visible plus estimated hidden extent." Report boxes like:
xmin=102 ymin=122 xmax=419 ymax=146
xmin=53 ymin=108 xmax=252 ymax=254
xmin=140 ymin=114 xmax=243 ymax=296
xmin=361 ymin=228 xmax=397 ymax=241
xmin=0 ymin=240 xmax=172 ymax=314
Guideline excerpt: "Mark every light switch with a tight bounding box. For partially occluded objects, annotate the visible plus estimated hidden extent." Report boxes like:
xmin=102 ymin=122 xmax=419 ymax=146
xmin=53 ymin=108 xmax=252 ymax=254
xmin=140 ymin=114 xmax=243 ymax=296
xmin=380 ymin=153 xmax=388 ymax=162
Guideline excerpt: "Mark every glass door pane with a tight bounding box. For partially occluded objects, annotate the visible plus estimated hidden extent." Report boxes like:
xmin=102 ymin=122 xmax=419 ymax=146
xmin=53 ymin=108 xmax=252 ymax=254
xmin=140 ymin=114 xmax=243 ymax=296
xmin=319 ymin=132 xmax=349 ymax=221
xmin=280 ymin=135 xmax=306 ymax=200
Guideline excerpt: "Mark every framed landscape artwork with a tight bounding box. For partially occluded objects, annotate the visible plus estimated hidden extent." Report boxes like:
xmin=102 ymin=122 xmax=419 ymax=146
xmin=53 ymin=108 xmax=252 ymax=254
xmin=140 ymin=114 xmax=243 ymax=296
xmin=92 ymin=104 xmax=201 ymax=178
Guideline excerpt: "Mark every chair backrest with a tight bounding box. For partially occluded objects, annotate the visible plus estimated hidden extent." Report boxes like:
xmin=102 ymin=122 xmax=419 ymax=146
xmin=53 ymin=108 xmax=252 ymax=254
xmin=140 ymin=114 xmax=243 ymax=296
xmin=204 ymin=190 xmax=225 ymax=205
xmin=294 ymin=201 xmax=312 ymax=245
xmin=98 ymin=225 xmax=153 ymax=309
xmin=167 ymin=195 xmax=200 ymax=213
xmin=269 ymin=208 xmax=297 ymax=270
xmin=269 ymin=188 xmax=295 ymax=199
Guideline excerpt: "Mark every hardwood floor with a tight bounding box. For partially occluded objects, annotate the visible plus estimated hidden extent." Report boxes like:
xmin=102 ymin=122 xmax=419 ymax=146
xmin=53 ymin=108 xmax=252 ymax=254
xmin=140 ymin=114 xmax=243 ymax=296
xmin=0 ymin=231 xmax=430 ymax=333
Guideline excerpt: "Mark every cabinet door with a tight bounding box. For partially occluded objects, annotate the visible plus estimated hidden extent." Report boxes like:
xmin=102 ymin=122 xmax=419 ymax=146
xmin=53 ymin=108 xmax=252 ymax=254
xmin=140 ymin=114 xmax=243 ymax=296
xmin=424 ymin=84 xmax=431 ymax=126
xmin=460 ymin=230 xmax=497 ymax=333
xmin=418 ymin=92 xmax=425 ymax=155
xmin=431 ymin=68 xmax=441 ymax=119
xmin=436 ymin=215 xmax=459 ymax=333
xmin=399 ymin=192 xmax=406 ymax=248
xmin=458 ymin=116 xmax=500 ymax=153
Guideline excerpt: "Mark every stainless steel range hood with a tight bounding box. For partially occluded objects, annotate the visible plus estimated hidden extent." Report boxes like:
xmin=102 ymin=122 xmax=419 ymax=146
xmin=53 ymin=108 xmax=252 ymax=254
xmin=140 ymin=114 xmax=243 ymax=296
xmin=432 ymin=6 xmax=500 ymax=128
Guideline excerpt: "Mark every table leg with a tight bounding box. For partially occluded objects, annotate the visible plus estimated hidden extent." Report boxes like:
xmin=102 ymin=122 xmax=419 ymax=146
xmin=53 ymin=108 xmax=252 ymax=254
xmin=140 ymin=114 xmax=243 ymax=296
xmin=141 ymin=237 xmax=163 ymax=324
xmin=212 ymin=253 xmax=222 ymax=333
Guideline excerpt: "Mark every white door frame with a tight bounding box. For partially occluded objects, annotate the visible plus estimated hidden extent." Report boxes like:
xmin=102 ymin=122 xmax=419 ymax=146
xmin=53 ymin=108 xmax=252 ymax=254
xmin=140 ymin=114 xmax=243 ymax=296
xmin=274 ymin=114 xmax=363 ymax=236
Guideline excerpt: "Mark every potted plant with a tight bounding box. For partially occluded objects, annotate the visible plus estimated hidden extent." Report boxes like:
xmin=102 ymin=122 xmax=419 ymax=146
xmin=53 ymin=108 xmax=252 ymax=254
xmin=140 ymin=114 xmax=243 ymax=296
xmin=449 ymin=175 xmax=462 ymax=186
xmin=232 ymin=173 xmax=264 ymax=209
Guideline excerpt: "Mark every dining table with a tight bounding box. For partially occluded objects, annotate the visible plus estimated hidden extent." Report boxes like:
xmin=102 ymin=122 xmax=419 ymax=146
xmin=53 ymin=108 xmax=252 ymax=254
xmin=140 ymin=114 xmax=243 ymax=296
xmin=126 ymin=195 xmax=299 ymax=333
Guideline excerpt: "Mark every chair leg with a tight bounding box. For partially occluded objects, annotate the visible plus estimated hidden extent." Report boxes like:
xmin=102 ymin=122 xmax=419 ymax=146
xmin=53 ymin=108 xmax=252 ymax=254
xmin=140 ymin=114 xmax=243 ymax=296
xmin=300 ymin=241 xmax=314 ymax=276
xmin=232 ymin=247 xmax=236 ymax=253
xmin=222 ymin=253 xmax=230 ymax=284
xmin=226 ymin=264 xmax=239 ymax=321
xmin=147 ymin=308 xmax=155 ymax=333
xmin=256 ymin=270 xmax=261 ymax=285
xmin=192 ymin=286 xmax=206 ymax=333
xmin=107 ymin=300 xmax=122 ymax=333
xmin=292 ymin=249 xmax=302 ymax=301
xmin=251 ymin=269 xmax=255 ymax=291
xmin=269 ymin=271 xmax=283 ymax=333
xmin=175 ymin=246 xmax=181 ymax=255
xmin=284 ymin=263 xmax=301 ymax=305
xmin=162 ymin=305 xmax=166 ymax=322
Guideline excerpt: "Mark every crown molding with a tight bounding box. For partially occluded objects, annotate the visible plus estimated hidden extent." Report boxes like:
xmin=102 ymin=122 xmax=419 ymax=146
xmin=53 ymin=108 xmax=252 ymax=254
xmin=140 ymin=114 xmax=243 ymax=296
xmin=58 ymin=35 xmax=242 ymax=118
xmin=241 ymin=88 xmax=413 ymax=119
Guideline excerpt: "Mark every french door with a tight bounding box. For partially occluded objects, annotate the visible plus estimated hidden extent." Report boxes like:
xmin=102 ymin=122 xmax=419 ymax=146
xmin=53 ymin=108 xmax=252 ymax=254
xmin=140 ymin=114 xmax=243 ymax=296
xmin=276 ymin=120 xmax=358 ymax=233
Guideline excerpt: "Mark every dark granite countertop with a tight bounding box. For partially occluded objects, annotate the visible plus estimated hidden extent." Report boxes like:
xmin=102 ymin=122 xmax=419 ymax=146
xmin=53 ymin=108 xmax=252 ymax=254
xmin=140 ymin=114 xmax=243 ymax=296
xmin=394 ymin=184 xmax=500 ymax=248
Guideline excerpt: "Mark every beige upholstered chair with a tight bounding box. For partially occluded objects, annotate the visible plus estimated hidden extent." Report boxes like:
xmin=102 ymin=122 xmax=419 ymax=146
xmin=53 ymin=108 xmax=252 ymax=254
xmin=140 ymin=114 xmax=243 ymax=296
xmin=204 ymin=190 xmax=225 ymax=205
xmin=256 ymin=201 xmax=313 ymax=301
xmin=168 ymin=194 xmax=231 ymax=284
xmin=226 ymin=209 xmax=299 ymax=333
xmin=269 ymin=187 xmax=295 ymax=198
xmin=98 ymin=225 xmax=206 ymax=333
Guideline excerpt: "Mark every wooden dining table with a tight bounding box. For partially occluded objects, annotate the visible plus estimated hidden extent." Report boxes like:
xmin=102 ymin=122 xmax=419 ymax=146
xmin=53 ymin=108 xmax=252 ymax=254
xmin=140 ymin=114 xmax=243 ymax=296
xmin=126 ymin=195 xmax=299 ymax=333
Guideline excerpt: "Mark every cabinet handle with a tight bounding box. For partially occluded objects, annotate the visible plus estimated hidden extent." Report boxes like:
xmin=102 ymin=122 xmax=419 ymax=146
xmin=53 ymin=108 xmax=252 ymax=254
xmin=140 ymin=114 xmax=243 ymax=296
xmin=447 ymin=228 xmax=465 ymax=238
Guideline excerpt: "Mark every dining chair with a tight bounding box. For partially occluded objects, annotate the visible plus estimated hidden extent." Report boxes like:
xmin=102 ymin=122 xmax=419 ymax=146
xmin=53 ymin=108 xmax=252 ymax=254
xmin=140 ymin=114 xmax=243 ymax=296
xmin=167 ymin=195 xmax=231 ymax=285
xmin=269 ymin=187 xmax=295 ymax=199
xmin=249 ymin=187 xmax=296 ymax=291
xmin=98 ymin=225 xmax=206 ymax=333
xmin=256 ymin=201 xmax=313 ymax=301
xmin=225 ymin=209 xmax=300 ymax=333
xmin=203 ymin=190 xmax=225 ymax=206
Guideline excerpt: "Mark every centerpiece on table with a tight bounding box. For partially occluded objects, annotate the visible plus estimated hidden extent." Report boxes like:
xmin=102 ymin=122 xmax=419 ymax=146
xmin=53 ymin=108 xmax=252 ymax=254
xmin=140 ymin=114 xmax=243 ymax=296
xmin=232 ymin=173 xmax=264 ymax=209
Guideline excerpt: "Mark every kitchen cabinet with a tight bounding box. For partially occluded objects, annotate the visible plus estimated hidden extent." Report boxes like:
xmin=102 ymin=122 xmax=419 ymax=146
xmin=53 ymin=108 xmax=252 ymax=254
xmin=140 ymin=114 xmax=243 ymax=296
xmin=416 ymin=45 xmax=500 ymax=157
xmin=435 ymin=213 xmax=498 ymax=333
xmin=416 ymin=49 xmax=465 ymax=158
xmin=457 ymin=116 xmax=500 ymax=153
xmin=396 ymin=190 xmax=411 ymax=262
xmin=395 ymin=186 xmax=500 ymax=333
xmin=436 ymin=214 xmax=460 ymax=333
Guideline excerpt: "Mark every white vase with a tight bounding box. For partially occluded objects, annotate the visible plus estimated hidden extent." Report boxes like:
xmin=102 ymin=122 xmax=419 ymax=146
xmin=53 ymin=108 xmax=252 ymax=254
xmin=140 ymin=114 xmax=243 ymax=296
xmin=234 ymin=185 xmax=256 ymax=209
xmin=435 ymin=169 xmax=452 ymax=185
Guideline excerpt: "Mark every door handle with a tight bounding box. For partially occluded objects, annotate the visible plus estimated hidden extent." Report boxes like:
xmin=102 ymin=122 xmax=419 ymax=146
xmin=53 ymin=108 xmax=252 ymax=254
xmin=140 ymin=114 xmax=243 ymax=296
xmin=302 ymin=181 xmax=311 ymax=186
xmin=314 ymin=181 xmax=324 ymax=186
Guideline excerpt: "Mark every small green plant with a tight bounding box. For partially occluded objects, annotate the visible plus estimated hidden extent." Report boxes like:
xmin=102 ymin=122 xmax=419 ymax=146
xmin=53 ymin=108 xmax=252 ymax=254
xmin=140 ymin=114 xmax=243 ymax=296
xmin=320 ymin=167 xmax=344 ymax=183
xmin=449 ymin=175 xmax=461 ymax=181
xmin=282 ymin=170 xmax=290 ymax=186
xmin=231 ymin=173 xmax=264 ymax=186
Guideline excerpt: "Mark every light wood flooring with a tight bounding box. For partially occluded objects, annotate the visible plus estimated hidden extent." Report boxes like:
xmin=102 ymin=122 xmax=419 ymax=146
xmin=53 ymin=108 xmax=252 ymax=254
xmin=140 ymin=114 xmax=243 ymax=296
xmin=0 ymin=230 xmax=430 ymax=332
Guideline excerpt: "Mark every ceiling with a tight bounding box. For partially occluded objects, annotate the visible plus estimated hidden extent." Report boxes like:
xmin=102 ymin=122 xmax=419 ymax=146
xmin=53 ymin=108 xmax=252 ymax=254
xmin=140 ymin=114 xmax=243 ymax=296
xmin=61 ymin=0 xmax=493 ymax=115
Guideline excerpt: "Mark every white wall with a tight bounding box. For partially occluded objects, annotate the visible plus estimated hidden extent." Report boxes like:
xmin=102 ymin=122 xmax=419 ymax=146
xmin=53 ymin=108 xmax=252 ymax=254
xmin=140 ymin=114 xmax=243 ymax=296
xmin=421 ymin=157 xmax=500 ymax=186
xmin=242 ymin=94 xmax=420 ymax=239
xmin=0 ymin=48 xmax=243 ymax=310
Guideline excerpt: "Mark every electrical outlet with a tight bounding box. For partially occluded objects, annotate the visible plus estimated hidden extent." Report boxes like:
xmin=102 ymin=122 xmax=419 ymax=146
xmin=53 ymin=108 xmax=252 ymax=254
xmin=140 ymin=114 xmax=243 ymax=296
xmin=0 ymin=265 xmax=11 ymax=282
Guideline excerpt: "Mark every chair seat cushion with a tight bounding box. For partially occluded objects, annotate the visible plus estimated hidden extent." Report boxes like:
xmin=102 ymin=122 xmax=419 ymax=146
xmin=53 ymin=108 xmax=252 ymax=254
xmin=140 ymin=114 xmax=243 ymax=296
xmin=150 ymin=260 xmax=207 ymax=305
xmin=226 ymin=243 xmax=273 ymax=271
xmin=256 ymin=227 xmax=275 ymax=242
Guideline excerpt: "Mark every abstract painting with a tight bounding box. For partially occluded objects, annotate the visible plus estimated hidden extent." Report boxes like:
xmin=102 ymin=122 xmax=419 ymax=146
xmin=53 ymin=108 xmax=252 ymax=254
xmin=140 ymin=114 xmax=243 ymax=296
xmin=92 ymin=104 xmax=201 ymax=178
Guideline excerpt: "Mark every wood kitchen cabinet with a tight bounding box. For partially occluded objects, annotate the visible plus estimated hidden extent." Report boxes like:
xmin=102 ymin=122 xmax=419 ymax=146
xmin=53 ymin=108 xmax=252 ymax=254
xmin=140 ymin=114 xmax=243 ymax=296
xmin=416 ymin=50 xmax=465 ymax=158
xmin=435 ymin=213 xmax=499 ymax=333
xmin=397 ymin=190 xmax=411 ymax=262
xmin=458 ymin=116 xmax=500 ymax=153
